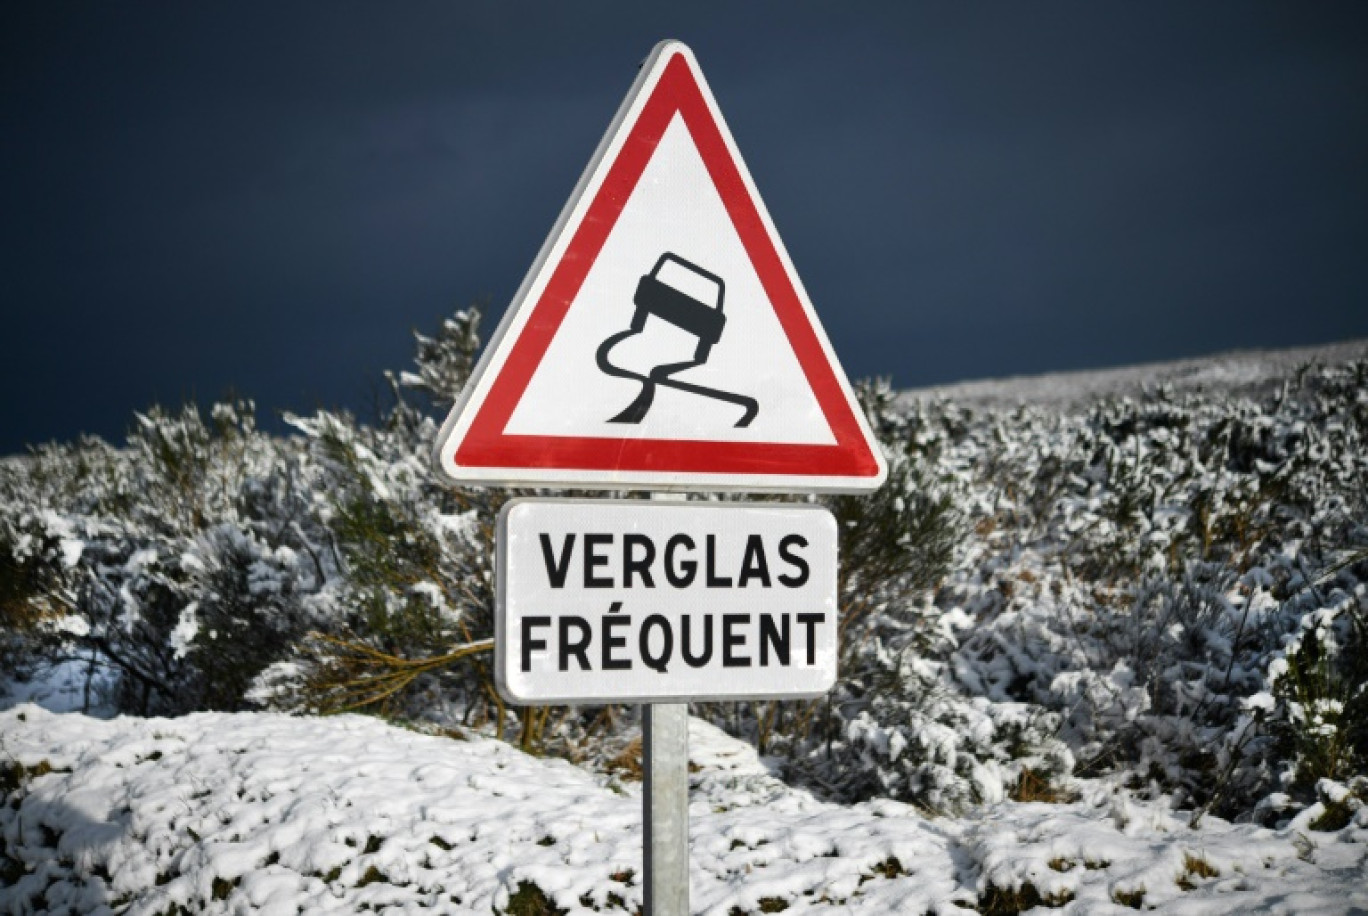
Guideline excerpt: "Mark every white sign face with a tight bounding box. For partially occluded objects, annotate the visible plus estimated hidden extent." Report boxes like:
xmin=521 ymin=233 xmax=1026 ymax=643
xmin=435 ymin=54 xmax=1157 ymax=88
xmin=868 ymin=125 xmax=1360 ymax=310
xmin=496 ymin=499 xmax=838 ymax=704
xmin=433 ymin=40 xmax=886 ymax=494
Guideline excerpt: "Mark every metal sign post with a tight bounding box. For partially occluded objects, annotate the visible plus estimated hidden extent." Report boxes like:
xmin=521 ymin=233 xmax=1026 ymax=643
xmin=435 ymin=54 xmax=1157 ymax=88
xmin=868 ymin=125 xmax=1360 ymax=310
xmin=644 ymin=491 xmax=690 ymax=915
xmin=644 ymin=701 xmax=689 ymax=915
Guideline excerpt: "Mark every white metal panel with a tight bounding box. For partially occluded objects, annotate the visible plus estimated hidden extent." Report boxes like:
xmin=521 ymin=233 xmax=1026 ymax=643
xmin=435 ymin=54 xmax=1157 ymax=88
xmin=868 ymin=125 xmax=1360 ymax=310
xmin=496 ymin=498 xmax=839 ymax=703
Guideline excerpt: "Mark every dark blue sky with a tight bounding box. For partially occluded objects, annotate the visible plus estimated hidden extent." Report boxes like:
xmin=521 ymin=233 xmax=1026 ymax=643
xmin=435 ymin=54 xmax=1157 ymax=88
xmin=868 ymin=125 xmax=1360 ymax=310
xmin=4 ymin=3 xmax=1367 ymax=454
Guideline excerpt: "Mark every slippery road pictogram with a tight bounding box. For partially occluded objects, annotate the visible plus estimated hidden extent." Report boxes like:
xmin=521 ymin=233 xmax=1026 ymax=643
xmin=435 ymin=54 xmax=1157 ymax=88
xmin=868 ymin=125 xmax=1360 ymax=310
xmin=595 ymin=252 xmax=759 ymax=427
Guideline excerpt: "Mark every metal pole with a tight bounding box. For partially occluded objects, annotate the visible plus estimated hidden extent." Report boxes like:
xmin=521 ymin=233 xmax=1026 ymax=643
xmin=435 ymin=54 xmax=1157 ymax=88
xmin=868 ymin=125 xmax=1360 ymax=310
xmin=643 ymin=490 xmax=689 ymax=915
xmin=643 ymin=700 xmax=689 ymax=915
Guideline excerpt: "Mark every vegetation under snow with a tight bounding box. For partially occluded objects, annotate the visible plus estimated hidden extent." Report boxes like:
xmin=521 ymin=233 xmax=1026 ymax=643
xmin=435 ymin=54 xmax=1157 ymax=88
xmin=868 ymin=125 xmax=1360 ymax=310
xmin=2 ymin=312 xmax=1366 ymax=912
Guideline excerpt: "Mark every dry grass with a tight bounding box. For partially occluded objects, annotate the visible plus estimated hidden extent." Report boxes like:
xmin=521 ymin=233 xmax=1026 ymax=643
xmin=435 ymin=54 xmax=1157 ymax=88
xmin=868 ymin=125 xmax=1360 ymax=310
xmin=1309 ymin=799 xmax=1354 ymax=831
xmin=603 ymin=736 xmax=643 ymax=782
xmin=1010 ymin=769 xmax=1077 ymax=804
xmin=1112 ymin=886 xmax=1146 ymax=908
xmin=506 ymin=881 xmax=567 ymax=916
xmin=978 ymin=882 xmax=1074 ymax=914
xmin=1183 ymin=853 xmax=1218 ymax=879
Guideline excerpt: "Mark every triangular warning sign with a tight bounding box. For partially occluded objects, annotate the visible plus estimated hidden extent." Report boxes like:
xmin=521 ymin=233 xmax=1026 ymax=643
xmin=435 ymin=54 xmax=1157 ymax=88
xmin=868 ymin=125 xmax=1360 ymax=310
xmin=434 ymin=40 xmax=887 ymax=493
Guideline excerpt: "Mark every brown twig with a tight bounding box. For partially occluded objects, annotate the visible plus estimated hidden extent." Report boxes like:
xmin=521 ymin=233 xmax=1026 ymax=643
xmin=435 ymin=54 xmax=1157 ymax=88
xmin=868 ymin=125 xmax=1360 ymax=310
xmin=301 ymin=632 xmax=494 ymax=714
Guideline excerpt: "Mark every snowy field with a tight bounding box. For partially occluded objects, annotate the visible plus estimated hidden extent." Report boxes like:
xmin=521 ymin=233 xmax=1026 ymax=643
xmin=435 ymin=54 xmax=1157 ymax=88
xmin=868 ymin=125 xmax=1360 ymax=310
xmin=2 ymin=704 xmax=1366 ymax=915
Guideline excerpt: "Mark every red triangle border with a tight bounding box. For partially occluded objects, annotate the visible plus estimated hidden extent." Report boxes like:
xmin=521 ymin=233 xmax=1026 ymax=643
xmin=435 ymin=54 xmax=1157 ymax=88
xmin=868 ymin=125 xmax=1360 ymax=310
xmin=453 ymin=50 xmax=880 ymax=480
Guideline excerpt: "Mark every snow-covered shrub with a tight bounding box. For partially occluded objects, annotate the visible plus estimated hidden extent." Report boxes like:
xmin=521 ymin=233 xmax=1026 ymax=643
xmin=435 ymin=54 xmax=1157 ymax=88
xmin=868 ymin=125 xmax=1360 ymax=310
xmin=835 ymin=380 xmax=962 ymax=641
xmin=173 ymin=523 xmax=319 ymax=710
xmin=397 ymin=307 xmax=484 ymax=412
xmin=244 ymin=310 xmax=525 ymax=739
xmin=267 ymin=405 xmax=499 ymax=712
xmin=735 ymin=361 xmax=1366 ymax=820
xmin=882 ymin=363 xmax=1366 ymax=819
xmin=0 ymin=402 xmax=325 ymax=714
xmin=0 ymin=502 xmax=81 ymax=684
xmin=797 ymin=646 xmax=1074 ymax=814
xmin=1268 ymin=591 xmax=1368 ymax=791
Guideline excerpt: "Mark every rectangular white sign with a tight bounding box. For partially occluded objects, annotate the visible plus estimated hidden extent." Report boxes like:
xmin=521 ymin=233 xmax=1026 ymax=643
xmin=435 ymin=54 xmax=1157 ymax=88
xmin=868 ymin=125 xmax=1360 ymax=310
xmin=496 ymin=498 xmax=838 ymax=704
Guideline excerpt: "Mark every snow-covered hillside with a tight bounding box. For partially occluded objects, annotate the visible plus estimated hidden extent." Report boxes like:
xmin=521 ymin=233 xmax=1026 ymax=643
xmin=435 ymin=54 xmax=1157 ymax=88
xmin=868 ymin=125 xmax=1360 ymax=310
xmin=3 ymin=326 xmax=1366 ymax=913
xmin=903 ymin=338 xmax=1368 ymax=410
xmin=3 ymin=705 xmax=1366 ymax=915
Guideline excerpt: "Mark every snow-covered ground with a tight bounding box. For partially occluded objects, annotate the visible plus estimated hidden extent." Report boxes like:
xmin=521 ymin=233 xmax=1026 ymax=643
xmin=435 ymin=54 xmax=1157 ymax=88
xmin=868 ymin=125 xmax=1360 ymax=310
xmin=2 ymin=705 xmax=1365 ymax=915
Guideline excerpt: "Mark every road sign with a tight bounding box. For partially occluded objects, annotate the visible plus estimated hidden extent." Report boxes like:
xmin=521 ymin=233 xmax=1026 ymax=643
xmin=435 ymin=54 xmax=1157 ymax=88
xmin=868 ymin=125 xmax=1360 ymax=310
xmin=433 ymin=39 xmax=887 ymax=493
xmin=496 ymin=498 xmax=838 ymax=704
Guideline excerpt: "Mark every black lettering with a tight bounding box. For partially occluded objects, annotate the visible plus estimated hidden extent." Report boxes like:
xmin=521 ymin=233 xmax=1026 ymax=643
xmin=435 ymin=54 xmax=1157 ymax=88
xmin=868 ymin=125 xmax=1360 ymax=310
xmin=665 ymin=534 xmax=697 ymax=588
xmin=623 ymin=534 xmax=656 ymax=589
xmin=522 ymin=616 xmax=550 ymax=672
xmin=706 ymin=534 xmax=733 ymax=587
xmin=778 ymin=534 xmax=810 ymax=587
xmin=584 ymin=533 xmax=613 ymax=588
xmin=559 ymin=616 xmax=591 ymax=671
xmin=797 ymin=612 xmax=824 ymax=665
xmin=602 ymin=610 xmax=631 ymax=670
xmin=737 ymin=534 xmax=771 ymax=588
xmin=639 ymin=614 xmax=673 ymax=673
xmin=722 ymin=613 xmax=751 ymax=667
xmin=539 ymin=534 xmax=575 ymax=588
xmin=759 ymin=614 xmax=789 ymax=666
xmin=681 ymin=614 xmax=713 ymax=667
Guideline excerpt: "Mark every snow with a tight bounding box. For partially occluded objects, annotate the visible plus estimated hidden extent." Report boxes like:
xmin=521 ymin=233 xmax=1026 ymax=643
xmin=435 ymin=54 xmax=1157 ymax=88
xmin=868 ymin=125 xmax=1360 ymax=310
xmin=3 ymin=706 xmax=1366 ymax=914
xmin=903 ymin=338 xmax=1368 ymax=411
xmin=169 ymin=603 xmax=200 ymax=660
xmin=58 ymin=540 xmax=83 ymax=569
